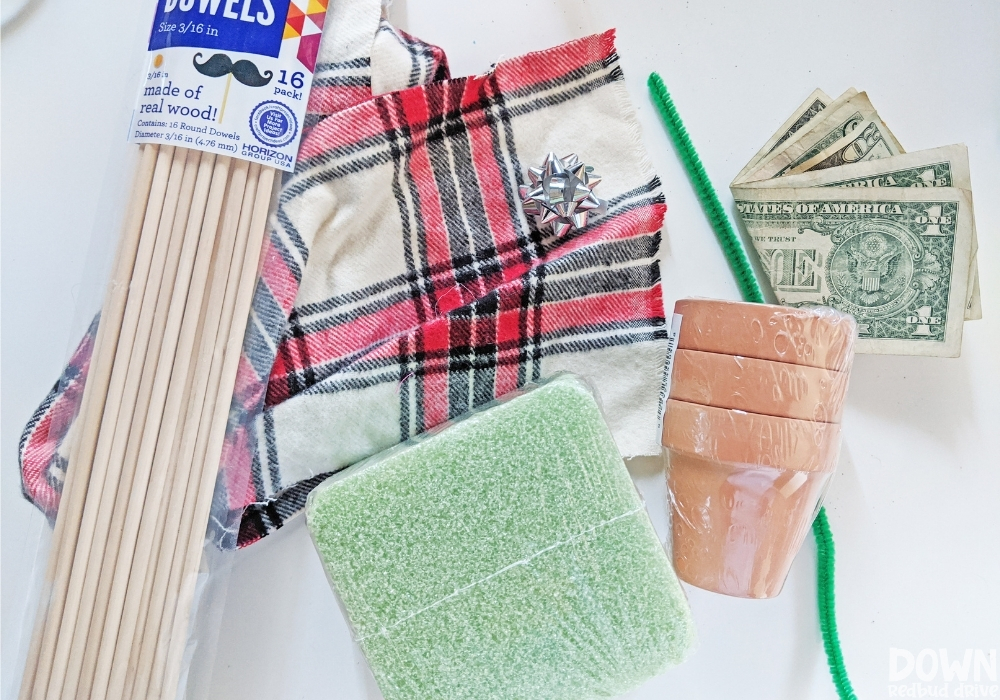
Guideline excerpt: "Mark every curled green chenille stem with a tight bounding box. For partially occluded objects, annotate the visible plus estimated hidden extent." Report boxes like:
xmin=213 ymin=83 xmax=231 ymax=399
xmin=649 ymin=71 xmax=858 ymax=700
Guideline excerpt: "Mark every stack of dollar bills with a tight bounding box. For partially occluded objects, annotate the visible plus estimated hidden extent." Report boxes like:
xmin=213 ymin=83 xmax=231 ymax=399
xmin=731 ymin=88 xmax=981 ymax=357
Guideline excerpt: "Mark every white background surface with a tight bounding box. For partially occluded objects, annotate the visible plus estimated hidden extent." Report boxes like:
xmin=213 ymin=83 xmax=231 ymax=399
xmin=2 ymin=1 xmax=998 ymax=699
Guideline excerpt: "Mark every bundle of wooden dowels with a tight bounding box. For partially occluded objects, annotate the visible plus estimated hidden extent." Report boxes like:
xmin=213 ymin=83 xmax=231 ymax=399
xmin=19 ymin=144 xmax=275 ymax=700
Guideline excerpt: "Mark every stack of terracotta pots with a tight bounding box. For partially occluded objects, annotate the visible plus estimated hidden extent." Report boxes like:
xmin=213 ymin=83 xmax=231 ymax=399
xmin=663 ymin=299 xmax=856 ymax=599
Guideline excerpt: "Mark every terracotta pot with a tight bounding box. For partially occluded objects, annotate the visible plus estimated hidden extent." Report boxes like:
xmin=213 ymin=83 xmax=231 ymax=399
xmin=662 ymin=399 xmax=840 ymax=597
xmin=674 ymin=298 xmax=856 ymax=372
xmin=663 ymin=300 xmax=855 ymax=599
xmin=662 ymin=399 xmax=841 ymax=472
xmin=670 ymin=348 xmax=849 ymax=423
xmin=666 ymin=449 xmax=832 ymax=598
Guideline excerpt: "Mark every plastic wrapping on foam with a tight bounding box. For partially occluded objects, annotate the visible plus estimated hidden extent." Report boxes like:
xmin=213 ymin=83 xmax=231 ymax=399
xmin=663 ymin=298 xmax=856 ymax=599
xmin=305 ymin=373 xmax=696 ymax=700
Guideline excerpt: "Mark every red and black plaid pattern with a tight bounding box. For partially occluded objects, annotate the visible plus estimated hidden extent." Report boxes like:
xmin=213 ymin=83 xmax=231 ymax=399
xmin=21 ymin=26 xmax=671 ymax=551
xmin=232 ymin=29 xmax=670 ymax=546
xmin=19 ymin=315 xmax=100 ymax=520
xmin=237 ymin=226 xmax=668 ymax=545
xmin=18 ymin=16 xmax=449 ymax=538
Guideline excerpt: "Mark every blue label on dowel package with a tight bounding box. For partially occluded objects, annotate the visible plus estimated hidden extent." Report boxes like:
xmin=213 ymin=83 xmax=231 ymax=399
xmin=129 ymin=0 xmax=327 ymax=171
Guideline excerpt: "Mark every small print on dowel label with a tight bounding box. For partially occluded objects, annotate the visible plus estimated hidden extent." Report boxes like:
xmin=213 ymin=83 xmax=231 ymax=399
xmin=129 ymin=0 xmax=327 ymax=171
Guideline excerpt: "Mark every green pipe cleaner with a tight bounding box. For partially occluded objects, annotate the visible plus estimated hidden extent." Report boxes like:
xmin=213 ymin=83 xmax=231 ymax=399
xmin=813 ymin=508 xmax=859 ymax=700
xmin=648 ymin=71 xmax=858 ymax=700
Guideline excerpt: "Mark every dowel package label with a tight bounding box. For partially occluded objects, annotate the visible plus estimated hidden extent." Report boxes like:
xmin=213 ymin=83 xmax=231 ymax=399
xmin=129 ymin=0 xmax=325 ymax=170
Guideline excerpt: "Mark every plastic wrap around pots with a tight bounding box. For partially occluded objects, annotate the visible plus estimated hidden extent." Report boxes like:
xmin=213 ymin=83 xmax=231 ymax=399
xmin=674 ymin=298 xmax=857 ymax=372
xmin=666 ymin=450 xmax=833 ymax=599
xmin=669 ymin=349 xmax=850 ymax=423
xmin=662 ymin=399 xmax=842 ymax=472
xmin=662 ymin=399 xmax=840 ymax=598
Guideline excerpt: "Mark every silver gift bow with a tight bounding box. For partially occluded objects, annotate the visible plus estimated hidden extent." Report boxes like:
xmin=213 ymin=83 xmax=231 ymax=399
xmin=519 ymin=153 xmax=607 ymax=236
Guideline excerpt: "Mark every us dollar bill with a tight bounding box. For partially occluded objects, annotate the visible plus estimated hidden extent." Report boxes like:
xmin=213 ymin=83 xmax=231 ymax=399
xmin=737 ymin=143 xmax=971 ymax=190
xmin=733 ymin=187 xmax=974 ymax=357
xmin=732 ymin=144 xmax=981 ymax=320
xmin=787 ymin=119 xmax=901 ymax=174
xmin=732 ymin=88 xmax=833 ymax=184
xmin=735 ymin=90 xmax=902 ymax=184
xmin=734 ymin=88 xmax=861 ymax=183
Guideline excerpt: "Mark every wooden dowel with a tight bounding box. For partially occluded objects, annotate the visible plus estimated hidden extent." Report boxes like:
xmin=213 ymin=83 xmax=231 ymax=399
xmin=148 ymin=164 xmax=267 ymax=700
xmin=123 ymin=176 xmax=231 ymax=700
xmin=120 ymin=261 xmax=210 ymax=700
xmin=119 ymin=153 xmax=217 ymax=700
xmin=49 ymin=147 xmax=195 ymax=700
xmin=133 ymin=160 xmax=251 ymax=700
xmin=144 ymin=163 xmax=254 ymax=696
xmin=86 ymin=149 xmax=220 ymax=700
xmin=21 ymin=145 xmax=276 ymax=700
xmin=30 ymin=144 xmax=178 ymax=700
xmin=154 ymin=166 xmax=276 ymax=700
xmin=94 ymin=160 xmax=256 ymax=700
xmin=70 ymin=153 xmax=231 ymax=700
xmin=18 ymin=143 xmax=161 ymax=700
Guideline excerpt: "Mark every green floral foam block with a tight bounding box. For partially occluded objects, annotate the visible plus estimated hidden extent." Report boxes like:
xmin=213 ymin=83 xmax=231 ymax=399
xmin=307 ymin=374 xmax=694 ymax=700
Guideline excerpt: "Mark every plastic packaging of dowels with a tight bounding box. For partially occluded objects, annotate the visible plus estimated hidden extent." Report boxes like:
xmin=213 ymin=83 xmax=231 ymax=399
xmin=10 ymin=1 xmax=313 ymax=697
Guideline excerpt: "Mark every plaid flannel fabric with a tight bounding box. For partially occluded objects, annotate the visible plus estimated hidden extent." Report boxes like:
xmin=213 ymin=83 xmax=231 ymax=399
xmin=19 ymin=315 xmax=100 ymax=520
xmin=21 ymin=10 xmax=670 ymax=549
xmin=18 ymin=9 xmax=447 ymax=538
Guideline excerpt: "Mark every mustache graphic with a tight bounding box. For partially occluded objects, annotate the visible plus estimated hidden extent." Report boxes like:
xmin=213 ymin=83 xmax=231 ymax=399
xmin=192 ymin=53 xmax=273 ymax=87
